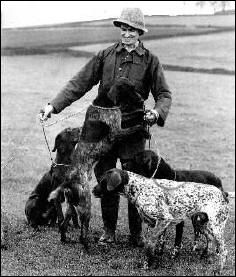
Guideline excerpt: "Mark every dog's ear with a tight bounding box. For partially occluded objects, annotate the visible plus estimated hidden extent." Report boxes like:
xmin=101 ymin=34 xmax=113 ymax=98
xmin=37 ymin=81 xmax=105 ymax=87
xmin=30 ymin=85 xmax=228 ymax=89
xmin=107 ymin=85 xmax=118 ymax=105
xmin=101 ymin=170 xmax=122 ymax=191
xmin=53 ymin=127 xmax=71 ymax=152
xmin=71 ymin=127 xmax=81 ymax=143
xmin=107 ymin=170 xmax=122 ymax=191
xmin=145 ymin=155 xmax=153 ymax=172
xmin=139 ymin=152 xmax=153 ymax=172
xmin=52 ymin=134 xmax=61 ymax=152
xmin=108 ymin=78 xmax=132 ymax=105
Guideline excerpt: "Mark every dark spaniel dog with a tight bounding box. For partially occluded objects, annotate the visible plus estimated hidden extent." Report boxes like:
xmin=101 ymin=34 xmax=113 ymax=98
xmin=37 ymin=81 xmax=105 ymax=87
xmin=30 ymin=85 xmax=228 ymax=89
xmin=25 ymin=127 xmax=80 ymax=229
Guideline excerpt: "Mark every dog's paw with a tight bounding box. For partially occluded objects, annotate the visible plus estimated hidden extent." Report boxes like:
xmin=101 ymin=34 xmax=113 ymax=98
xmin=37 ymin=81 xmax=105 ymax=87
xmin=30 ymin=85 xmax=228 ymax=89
xmin=142 ymin=261 xmax=149 ymax=270
xmin=193 ymin=243 xmax=203 ymax=253
xmin=48 ymin=187 xmax=61 ymax=202
xmin=170 ymin=245 xmax=182 ymax=258
xmin=60 ymin=232 xmax=67 ymax=243
xmin=48 ymin=191 xmax=57 ymax=202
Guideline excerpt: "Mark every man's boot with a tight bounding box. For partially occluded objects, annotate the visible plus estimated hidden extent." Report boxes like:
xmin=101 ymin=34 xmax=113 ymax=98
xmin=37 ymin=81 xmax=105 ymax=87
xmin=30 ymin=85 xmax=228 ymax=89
xmin=98 ymin=192 xmax=120 ymax=245
xmin=128 ymin=201 xmax=144 ymax=247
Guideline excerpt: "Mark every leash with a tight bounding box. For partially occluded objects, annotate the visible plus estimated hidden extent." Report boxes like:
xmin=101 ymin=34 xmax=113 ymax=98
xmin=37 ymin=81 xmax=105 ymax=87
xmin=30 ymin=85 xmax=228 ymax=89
xmin=150 ymin=148 xmax=177 ymax=181
xmin=40 ymin=120 xmax=55 ymax=165
xmin=143 ymin=106 xmax=152 ymax=149
xmin=147 ymin=125 xmax=151 ymax=149
xmin=40 ymin=120 xmax=72 ymax=167
xmin=42 ymin=110 xmax=85 ymax=128
xmin=151 ymin=147 xmax=161 ymax=178
xmin=38 ymin=109 xmax=88 ymax=167
xmin=143 ymin=107 xmax=163 ymax=178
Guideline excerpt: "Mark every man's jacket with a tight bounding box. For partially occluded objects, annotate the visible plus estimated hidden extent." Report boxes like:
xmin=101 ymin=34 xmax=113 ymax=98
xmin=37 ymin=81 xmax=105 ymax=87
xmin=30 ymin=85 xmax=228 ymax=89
xmin=50 ymin=40 xmax=172 ymax=127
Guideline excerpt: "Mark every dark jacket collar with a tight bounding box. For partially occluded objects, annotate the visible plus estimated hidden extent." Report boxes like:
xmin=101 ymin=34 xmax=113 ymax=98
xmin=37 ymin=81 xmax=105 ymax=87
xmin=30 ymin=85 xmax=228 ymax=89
xmin=115 ymin=40 xmax=145 ymax=56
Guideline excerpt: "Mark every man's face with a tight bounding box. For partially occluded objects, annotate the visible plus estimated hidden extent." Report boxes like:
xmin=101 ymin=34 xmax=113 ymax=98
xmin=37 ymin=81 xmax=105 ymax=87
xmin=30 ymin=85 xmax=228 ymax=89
xmin=120 ymin=24 xmax=140 ymax=46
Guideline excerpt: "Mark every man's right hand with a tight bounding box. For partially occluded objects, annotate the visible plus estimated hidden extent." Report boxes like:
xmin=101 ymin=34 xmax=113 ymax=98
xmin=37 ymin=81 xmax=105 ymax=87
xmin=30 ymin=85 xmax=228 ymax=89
xmin=39 ymin=104 xmax=54 ymax=121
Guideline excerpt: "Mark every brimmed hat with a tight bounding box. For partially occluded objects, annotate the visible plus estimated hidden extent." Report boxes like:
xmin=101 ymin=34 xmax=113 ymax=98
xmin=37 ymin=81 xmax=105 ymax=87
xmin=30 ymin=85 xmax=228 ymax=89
xmin=113 ymin=8 xmax=148 ymax=34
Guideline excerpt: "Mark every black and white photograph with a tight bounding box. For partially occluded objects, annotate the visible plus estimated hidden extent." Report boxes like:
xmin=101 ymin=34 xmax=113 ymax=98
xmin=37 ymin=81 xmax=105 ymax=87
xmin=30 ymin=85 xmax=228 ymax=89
xmin=1 ymin=1 xmax=235 ymax=275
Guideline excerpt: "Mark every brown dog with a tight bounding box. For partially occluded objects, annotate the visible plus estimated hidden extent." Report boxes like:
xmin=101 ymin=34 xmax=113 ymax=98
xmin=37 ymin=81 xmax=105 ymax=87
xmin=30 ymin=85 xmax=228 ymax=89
xmin=25 ymin=127 xmax=80 ymax=229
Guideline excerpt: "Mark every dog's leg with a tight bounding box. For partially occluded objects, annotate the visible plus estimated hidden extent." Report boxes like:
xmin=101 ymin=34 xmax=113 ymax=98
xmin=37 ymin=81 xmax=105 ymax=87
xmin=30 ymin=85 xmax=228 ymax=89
xmin=192 ymin=230 xmax=202 ymax=252
xmin=171 ymin=221 xmax=184 ymax=257
xmin=143 ymin=226 xmax=157 ymax=269
xmin=42 ymin=205 xmax=57 ymax=227
xmin=204 ymin=223 xmax=227 ymax=275
xmin=53 ymin=199 xmax=64 ymax=225
xmin=50 ymin=204 xmax=59 ymax=227
xmin=59 ymin=203 xmax=74 ymax=242
xmin=154 ymin=220 xmax=170 ymax=256
xmin=154 ymin=228 xmax=167 ymax=256
xmin=191 ymin=213 xmax=209 ymax=253
xmin=71 ymin=205 xmax=79 ymax=228
xmin=192 ymin=216 xmax=201 ymax=252
xmin=79 ymin=212 xmax=91 ymax=250
xmin=144 ymin=220 xmax=171 ymax=269
xmin=215 ymin=232 xmax=227 ymax=274
xmin=200 ymin=225 xmax=214 ymax=258
xmin=48 ymin=187 xmax=65 ymax=225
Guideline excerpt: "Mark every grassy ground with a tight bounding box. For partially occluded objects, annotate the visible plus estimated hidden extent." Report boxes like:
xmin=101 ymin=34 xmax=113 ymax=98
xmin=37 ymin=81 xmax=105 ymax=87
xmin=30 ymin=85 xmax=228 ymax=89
xmin=3 ymin=25 xmax=234 ymax=50
xmin=1 ymin=13 xmax=235 ymax=275
xmin=1 ymin=50 xmax=235 ymax=275
xmin=69 ymin=31 xmax=235 ymax=72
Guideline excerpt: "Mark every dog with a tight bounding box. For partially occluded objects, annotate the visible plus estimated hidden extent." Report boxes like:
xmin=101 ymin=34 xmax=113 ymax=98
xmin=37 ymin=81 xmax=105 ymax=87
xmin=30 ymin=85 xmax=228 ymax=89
xmin=25 ymin=127 xmax=80 ymax=229
xmin=48 ymin=78 xmax=149 ymax=248
xmin=25 ymin=171 xmax=57 ymax=229
xmin=93 ymin=77 xmax=144 ymax=111
xmin=93 ymin=168 xmax=229 ymax=273
xmin=122 ymin=149 xmax=228 ymax=256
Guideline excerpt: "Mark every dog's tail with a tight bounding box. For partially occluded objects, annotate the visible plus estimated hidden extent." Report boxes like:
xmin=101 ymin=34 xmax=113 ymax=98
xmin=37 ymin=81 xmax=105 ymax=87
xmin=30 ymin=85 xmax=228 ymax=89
xmin=226 ymin=191 xmax=235 ymax=198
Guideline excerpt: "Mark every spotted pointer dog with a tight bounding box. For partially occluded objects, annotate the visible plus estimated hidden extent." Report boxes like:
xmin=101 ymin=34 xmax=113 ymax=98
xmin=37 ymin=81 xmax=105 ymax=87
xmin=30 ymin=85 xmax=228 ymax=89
xmin=122 ymin=149 xmax=229 ymax=256
xmin=93 ymin=168 xmax=229 ymax=274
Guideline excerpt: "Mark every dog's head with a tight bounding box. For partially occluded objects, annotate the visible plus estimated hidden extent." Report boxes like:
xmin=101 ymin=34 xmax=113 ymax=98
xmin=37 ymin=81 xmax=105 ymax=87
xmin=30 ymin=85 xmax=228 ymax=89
xmin=52 ymin=127 xmax=81 ymax=154
xmin=107 ymin=77 xmax=143 ymax=108
xmin=93 ymin=86 xmax=115 ymax=108
xmin=92 ymin=168 xmax=129 ymax=197
xmin=123 ymin=150 xmax=159 ymax=178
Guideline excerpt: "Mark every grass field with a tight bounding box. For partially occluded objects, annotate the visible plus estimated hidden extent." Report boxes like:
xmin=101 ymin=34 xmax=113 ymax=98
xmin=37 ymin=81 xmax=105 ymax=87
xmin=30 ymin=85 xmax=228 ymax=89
xmin=1 ymin=51 xmax=235 ymax=275
xmin=70 ymin=31 xmax=235 ymax=71
xmin=1 ymin=12 xmax=235 ymax=276
xmin=2 ymin=14 xmax=234 ymax=50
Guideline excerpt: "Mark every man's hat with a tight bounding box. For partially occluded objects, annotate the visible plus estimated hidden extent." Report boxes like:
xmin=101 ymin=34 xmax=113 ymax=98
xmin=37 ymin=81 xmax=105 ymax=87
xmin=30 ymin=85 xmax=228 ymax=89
xmin=113 ymin=8 xmax=148 ymax=34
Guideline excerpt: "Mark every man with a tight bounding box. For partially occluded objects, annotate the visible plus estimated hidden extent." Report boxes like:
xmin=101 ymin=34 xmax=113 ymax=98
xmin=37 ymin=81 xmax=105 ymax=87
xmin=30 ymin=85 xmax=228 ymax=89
xmin=39 ymin=8 xmax=172 ymax=247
